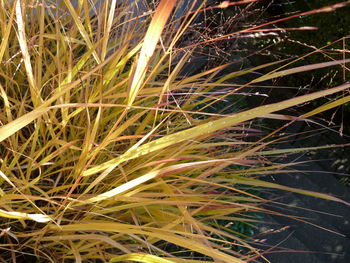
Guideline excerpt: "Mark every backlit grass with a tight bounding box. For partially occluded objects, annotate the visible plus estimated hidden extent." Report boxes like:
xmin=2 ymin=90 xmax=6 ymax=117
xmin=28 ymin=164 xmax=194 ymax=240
xmin=0 ymin=0 xmax=349 ymax=262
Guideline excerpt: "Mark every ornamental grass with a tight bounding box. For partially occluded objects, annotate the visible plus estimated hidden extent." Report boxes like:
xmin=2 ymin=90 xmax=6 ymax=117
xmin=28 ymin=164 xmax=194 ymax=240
xmin=0 ymin=0 xmax=349 ymax=262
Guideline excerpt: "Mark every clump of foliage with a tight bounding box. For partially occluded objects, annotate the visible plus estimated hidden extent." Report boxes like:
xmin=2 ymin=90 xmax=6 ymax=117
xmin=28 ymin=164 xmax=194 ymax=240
xmin=0 ymin=0 xmax=349 ymax=262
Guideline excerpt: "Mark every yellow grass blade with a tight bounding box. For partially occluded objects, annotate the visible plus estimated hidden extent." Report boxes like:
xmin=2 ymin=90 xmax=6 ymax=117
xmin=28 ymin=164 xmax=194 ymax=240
xmin=0 ymin=208 xmax=50 ymax=223
xmin=0 ymin=107 xmax=49 ymax=143
xmin=216 ymin=59 xmax=287 ymax=85
xmin=0 ymin=84 xmax=12 ymax=122
xmin=253 ymin=59 xmax=350 ymax=83
xmin=257 ymin=144 xmax=350 ymax=156
xmin=217 ymin=176 xmax=350 ymax=205
xmin=0 ymin=1 xmax=15 ymax=62
xmin=128 ymin=0 xmax=176 ymax=105
xmin=101 ymin=0 xmax=118 ymax=60
xmin=135 ymin=259 xmax=209 ymax=263
xmin=110 ymin=253 xmax=175 ymax=263
xmin=303 ymin=95 xmax=350 ymax=118
xmin=15 ymin=0 xmax=41 ymax=106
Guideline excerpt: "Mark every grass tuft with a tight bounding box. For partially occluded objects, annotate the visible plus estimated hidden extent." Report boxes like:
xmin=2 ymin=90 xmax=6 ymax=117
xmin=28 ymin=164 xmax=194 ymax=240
xmin=0 ymin=0 xmax=349 ymax=262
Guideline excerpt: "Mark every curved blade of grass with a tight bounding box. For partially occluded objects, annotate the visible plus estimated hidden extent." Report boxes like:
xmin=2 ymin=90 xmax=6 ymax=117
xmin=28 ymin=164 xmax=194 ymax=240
xmin=15 ymin=0 xmax=41 ymax=106
xmin=101 ymin=0 xmax=118 ymax=60
xmin=110 ymin=253 xmax=175 ymax=263
xmin=303 ymin=95 xmax=350 ymax=118
xmin=0 ymin=208 xmax=50 ymax=223
xmin=215 ymin=59 xmax=288 ymax=85
xmin=253 ymin=59 xmax=350 ymax=83
xmin=0 ymin=107 xmax=49 ymax=143
xmin=217 ymin=176 xmax=350 ymax=206
xmin=0 ymin=1 xmax=15 ymax=62
xmin=257 ymin=143 xmax=350 ymax=156
xmin=0 ymin=84 xmax=13 ymax=122
xmin=128 ymin=0 xmax=176 ymax=105
xmin=146 ymin=260 xmax=209 ymax=263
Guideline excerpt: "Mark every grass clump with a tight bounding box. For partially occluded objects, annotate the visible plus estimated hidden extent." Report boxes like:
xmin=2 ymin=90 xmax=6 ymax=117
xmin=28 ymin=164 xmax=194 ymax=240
xmin=0 ymin=0 xmax=349 ymax=262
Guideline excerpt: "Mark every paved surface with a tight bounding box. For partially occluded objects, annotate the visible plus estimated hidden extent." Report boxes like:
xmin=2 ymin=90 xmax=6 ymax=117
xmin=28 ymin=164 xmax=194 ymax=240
xmin=253 ymin=122 xmax=350 ymax=262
